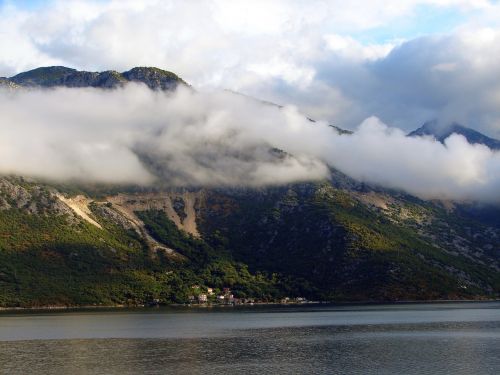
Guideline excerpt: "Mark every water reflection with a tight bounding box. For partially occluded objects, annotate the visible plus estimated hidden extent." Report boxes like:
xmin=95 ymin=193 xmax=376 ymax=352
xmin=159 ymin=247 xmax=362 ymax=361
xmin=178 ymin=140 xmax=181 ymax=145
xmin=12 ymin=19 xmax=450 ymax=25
xmin=0 ymin=303 xmax=499 ymax=374
xmin=1 ymin=322 xmax=499 ymax=374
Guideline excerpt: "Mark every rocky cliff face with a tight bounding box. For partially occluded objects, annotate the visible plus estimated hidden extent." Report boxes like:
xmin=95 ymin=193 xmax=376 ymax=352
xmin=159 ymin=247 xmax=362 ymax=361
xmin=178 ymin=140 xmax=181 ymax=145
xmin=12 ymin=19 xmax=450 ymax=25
xmin=121 ymin=67 xmax=185 ymax=90
xmin=0 ymin=77 xmax=20 ymax=90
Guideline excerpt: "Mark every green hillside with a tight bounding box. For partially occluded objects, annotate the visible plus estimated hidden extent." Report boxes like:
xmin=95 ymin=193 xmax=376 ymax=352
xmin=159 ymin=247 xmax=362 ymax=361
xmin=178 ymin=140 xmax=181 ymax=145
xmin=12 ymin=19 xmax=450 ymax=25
xmin=0 ymin=176 xmax=498 ymax=307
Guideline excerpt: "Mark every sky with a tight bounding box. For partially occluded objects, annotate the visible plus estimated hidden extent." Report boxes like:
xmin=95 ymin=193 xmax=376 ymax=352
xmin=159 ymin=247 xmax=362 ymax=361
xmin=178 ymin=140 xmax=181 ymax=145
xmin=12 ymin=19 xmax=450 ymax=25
xmin=2 ymin=0 xmax=500 ymax=137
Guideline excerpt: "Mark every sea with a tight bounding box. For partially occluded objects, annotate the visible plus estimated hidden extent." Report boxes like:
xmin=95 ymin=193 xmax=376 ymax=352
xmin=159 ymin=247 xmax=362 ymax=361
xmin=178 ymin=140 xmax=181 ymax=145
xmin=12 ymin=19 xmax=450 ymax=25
xmin=0 ymin=302 xmax=499 ymax=374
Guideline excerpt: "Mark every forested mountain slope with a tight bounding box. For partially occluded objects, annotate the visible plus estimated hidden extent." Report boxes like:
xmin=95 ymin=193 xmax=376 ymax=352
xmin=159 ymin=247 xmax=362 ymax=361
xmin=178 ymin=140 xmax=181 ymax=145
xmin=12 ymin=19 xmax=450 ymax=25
xmin=0 ymin=67 xmax=499 ymax=307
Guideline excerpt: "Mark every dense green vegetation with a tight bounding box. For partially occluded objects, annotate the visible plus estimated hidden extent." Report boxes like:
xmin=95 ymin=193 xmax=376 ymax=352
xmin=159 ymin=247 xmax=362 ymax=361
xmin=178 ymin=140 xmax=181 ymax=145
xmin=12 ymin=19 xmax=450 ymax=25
xmin=199 ymin=184 xmax=500 ymax=301
xmin=0 ymin=176 xmax=498 ymax=307
xmin=0 ymin=206 xmax=160 ymax=307
xmin=136 ymin=210 xmax=286 ymax=300
xmin=0 ymin=205 xmax=282 ymax=307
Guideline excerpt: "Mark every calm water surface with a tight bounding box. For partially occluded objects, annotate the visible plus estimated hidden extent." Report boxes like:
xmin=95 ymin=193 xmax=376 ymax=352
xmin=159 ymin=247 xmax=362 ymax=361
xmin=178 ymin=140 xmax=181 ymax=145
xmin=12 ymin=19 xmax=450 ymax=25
xmin=0 ymin=302 xmax=499 ymax=374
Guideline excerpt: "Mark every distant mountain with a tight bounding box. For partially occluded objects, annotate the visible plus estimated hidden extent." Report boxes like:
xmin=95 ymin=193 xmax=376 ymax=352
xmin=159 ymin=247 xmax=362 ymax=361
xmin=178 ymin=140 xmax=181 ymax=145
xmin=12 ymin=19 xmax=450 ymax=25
xmin=329 ymin=124 xmax=353 ymax=135
xmin=409 ymin=120 xmax=500 ymax=150
xmin=0 ymin=67 xmax=499 ymax=308
xmin=3 ymin=66 xmax=187 ymax=91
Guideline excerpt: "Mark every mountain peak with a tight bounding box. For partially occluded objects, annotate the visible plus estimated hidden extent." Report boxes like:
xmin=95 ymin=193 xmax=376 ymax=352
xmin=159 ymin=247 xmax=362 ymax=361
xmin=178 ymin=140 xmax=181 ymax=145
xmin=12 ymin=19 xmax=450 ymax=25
xmin=10 ymin=66 xmax=77 ymax=87
xmin=409 ymin=120 xmax=500 ymax=150
xmin=6 ymin=66 xmax=187 ymax=91
xmin=121 ymin=67 xmax=187 ymax=90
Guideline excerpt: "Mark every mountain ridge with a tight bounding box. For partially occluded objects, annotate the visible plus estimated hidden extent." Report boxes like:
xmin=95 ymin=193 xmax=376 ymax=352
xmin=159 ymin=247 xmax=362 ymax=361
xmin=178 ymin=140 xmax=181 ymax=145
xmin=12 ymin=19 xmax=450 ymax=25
xmin=3 ymin=66 xmax=187 ymax=91
xmin=409 ymin=120 xmax=500 ymax=150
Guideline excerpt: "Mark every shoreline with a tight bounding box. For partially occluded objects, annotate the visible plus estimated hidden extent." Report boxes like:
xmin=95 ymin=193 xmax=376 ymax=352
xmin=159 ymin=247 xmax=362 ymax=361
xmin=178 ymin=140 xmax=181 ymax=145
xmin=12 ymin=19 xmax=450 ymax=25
xmin=1 ymin=298 xmax=498 ymax=314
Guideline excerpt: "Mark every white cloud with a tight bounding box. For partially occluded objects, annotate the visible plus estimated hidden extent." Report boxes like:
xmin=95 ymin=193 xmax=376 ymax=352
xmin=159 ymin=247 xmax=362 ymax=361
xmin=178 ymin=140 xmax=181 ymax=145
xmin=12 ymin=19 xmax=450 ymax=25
xmin=324 ymin=34 xmax=397 ymax=61
xmin=1 ymin=0 xmax=500 ymax=197
xmin=0 ymin=85 xmax=329 ymax=186
xmin=247 ymin=58 xmax=315 ymax=87
xmin=1 ymin=85 xmax=500 ymax=201
xmin=325 ymin=117 xmax=500 ymax=201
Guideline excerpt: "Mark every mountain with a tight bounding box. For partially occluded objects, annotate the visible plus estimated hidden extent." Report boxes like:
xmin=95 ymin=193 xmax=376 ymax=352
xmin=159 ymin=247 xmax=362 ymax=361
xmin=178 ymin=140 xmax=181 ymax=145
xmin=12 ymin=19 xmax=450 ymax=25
xmin=0 ymin=68 xmax=499 ymax=308
xmin=3 ymin=66 xmax=187 ymax=90
xmin=409 ymin=120 xmax=500 ymax=150
xmin=0 ymin=77 xmax=20 ymax=90
xmin=1 ymin=174 xmax=498 ymax=307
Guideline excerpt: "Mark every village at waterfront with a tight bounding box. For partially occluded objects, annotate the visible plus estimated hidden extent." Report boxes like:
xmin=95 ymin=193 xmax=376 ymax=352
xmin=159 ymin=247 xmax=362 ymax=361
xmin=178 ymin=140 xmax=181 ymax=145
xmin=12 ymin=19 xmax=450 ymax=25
xmin=185 ymin=285 xmax=312 ymax=306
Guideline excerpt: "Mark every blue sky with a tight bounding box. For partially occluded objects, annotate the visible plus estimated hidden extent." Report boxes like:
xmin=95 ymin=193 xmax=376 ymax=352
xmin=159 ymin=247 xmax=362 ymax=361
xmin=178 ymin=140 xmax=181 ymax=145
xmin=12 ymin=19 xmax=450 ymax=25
xmin=1 ymin=0 xmax=48 ymax=9
xmin=351 ymin=5 xmax=468 ymax=44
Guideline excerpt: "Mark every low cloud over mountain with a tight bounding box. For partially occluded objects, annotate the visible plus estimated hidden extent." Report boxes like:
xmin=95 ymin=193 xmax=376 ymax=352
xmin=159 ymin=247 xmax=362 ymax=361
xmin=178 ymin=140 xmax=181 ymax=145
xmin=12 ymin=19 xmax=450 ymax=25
xmin=1 ymin=82 xmax=500 ymax=202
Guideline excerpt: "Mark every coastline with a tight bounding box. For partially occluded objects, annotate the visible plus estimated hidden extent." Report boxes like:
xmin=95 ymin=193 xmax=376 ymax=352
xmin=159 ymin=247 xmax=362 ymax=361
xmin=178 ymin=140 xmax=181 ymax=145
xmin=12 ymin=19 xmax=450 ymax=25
xmin=1 ymin=298 xmax=498 ymax=314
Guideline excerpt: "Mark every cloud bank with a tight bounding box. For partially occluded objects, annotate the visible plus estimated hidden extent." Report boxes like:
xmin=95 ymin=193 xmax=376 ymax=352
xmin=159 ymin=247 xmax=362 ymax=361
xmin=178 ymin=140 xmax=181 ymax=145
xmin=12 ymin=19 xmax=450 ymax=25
xmin=2 ymin=0 xmax=500 ymax=137
xmin=0 ymin=85 xmax=328 ymax=187
xmin=1 ymin=84 xmax=499 ymax=202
